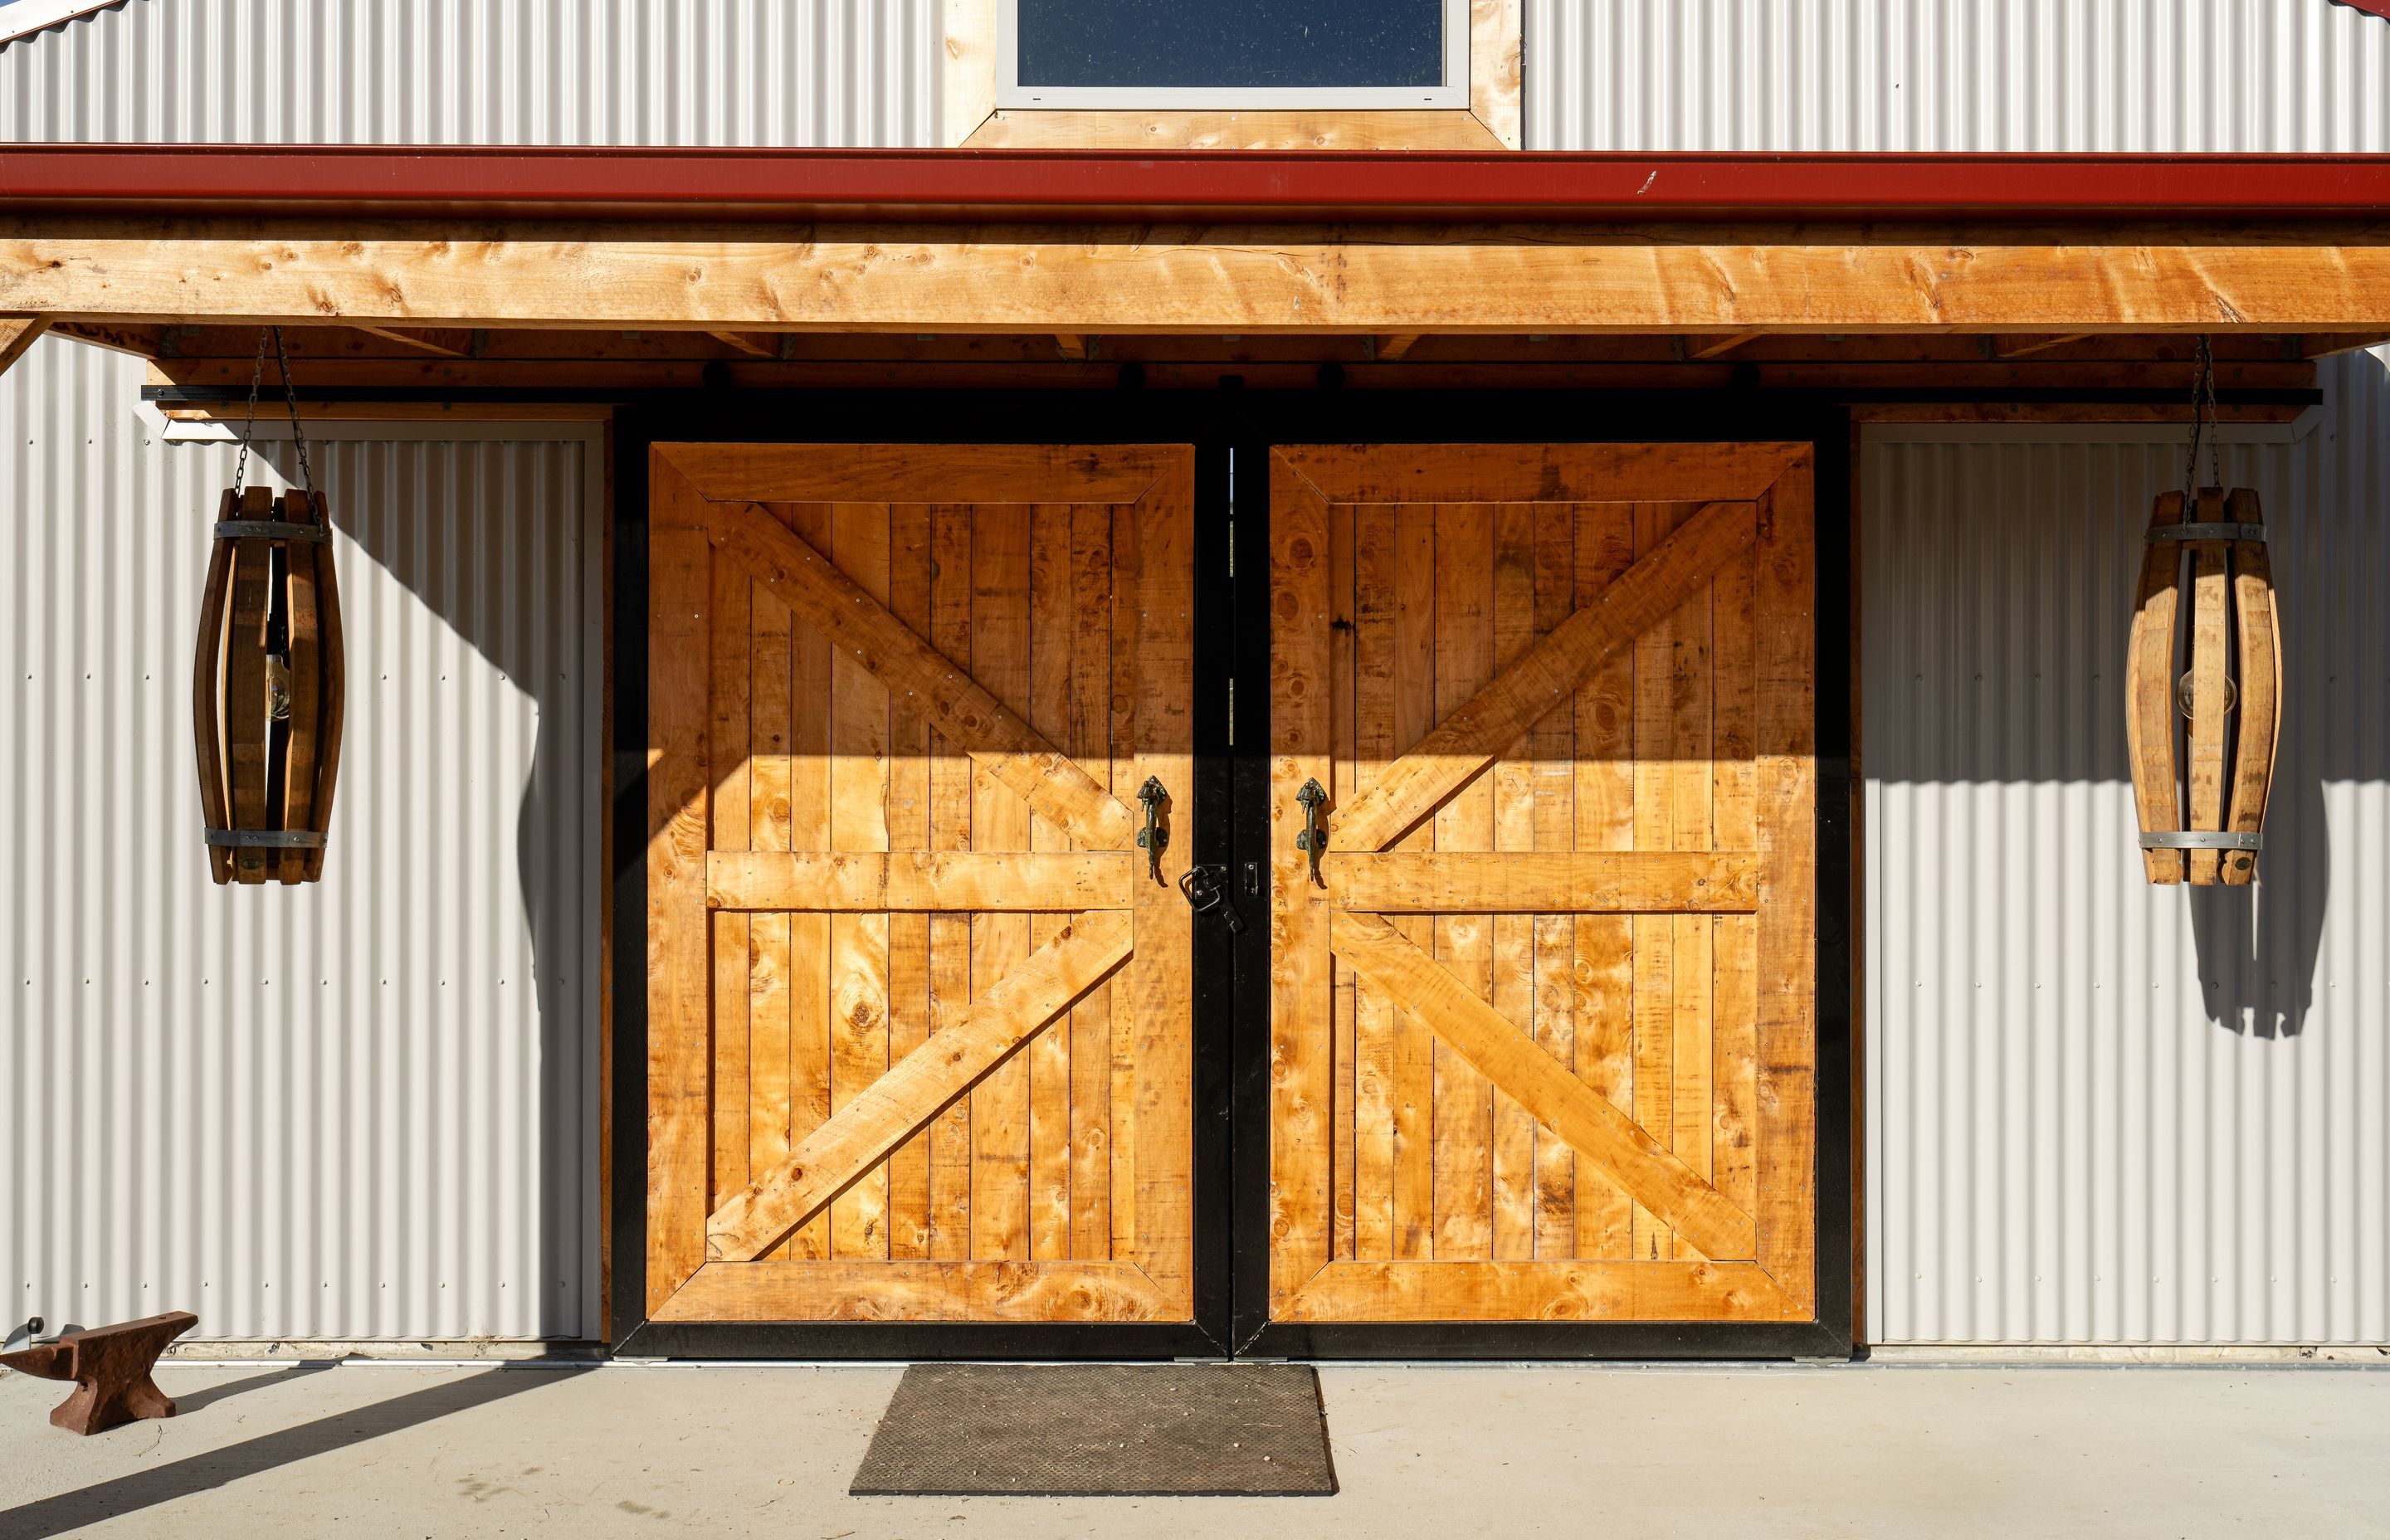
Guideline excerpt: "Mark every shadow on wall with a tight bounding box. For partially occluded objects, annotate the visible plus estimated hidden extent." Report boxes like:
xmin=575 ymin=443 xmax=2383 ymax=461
xmin=252 ymin=437 xmax=596 ymax=1336
xmin=1866 ymin=348 xmax=2390 ymax=1043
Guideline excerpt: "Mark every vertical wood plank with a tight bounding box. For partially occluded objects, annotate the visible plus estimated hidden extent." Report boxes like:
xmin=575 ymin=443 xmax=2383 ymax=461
xmin=1132 ymin=453 xmax=1197 ymax=1313
xmin=709 ymin=514 xmax=754 ymax=1211
xmin=1069 ymin=503 xmax=1116 ymax=1259
xmin=1269 ymin=458 xmax=1336 ymax=1310
xmin=972 ymin=504 xmax=1034 ymax=1261
xmin=1630 ymin=503 xmax=1682 ymax=1260
xmin=885 ymin=502 xmax=935 ymax=1259
xmin=1669 ymin=515 xmax=1715 ymax=1256
xmin=1351 ymin=504 xmax=1397 ymax=1263
xmin=222 ymin=490 xmax=274 ymax=883
xmin=1027 ymin=504 xmax=1077 ymax=1260
xmin=1490 ymin=504 xmax=1539 ymax=1261
xmin=1107 ymin=504 xmax=1142 ymax=1265
xmin=926 ymin=504 xmax=975 ymax=1260
xmin=1329 ymin=497 xmax=1360 ymax=1262
xmin=1390 ymin=503 xmax=1438 ymax=1260
xmin=786 ymin=504 xmax=836 ymax=1260
xmin=1529 ymin=503 xmax=1578 ymax=1258
xmin=1755 ymin=470 xmax=1819 ymax=1316
xmin=1432 ymin=502 xmax=1495 ymax=1263
xmin=747 ymin=506 xmax=796 ymax=1260
xmin=645 ymin=460 xmax=712 ymax=1311
xmin=1711 ymin=545 xmax=1761 ymax=1222
xmin=829 ymin=502 xmax=893 ymax=1260
xmin=2185 ymin=490 xmax=2231 ymax=885
xmin=1573 ymin=502 xmax=1637 ymax=1261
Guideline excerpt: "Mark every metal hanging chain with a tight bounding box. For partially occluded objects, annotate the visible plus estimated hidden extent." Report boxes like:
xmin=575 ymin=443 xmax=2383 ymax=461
xmin=2183 ymin=334 xmax=2222 ymax=500
xmin=268 ymin=324 xmax=318 ymax=499
xmin=227 ymin=325 xmax=318 ymax=502
xmin=229 ymin=326 xmax=270 ymax=498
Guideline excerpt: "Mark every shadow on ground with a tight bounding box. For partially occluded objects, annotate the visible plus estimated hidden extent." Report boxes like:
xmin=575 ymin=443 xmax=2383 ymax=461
xmin=1 ymin=1368 xmax=585 ymax=1539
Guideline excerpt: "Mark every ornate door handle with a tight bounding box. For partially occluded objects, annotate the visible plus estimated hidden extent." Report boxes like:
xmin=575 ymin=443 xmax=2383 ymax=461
xmin=1294 ymin=777 xmax=1328 ymax=888
xmin=1135 ymin=776 xmax=1169 ymax=885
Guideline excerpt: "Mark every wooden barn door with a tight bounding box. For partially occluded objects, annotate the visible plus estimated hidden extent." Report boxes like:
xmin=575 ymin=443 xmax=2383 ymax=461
xmin=1265 ymin=442 xmax=1818 ymax=1328
xmin=644 ymin=443 xmax=1196 ymax=1327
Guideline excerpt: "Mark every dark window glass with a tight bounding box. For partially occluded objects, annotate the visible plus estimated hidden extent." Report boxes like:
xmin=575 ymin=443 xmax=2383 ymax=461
xmin=1017 ymin=0 xmax=1444 ymax=90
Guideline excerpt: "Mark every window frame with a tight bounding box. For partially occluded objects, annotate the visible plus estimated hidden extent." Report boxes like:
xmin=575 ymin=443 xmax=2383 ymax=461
xmin=995 ymin=0 xmax=1471 ymax=110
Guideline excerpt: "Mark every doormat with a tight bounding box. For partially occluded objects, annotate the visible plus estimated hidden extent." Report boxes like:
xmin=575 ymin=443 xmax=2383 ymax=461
xmin=850 ymin=1363 xmax=1337 ymax=1497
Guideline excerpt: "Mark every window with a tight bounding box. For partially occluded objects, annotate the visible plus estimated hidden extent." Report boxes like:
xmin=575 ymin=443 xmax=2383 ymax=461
xmin=999 ymin=0 xmax=1471 ymax=110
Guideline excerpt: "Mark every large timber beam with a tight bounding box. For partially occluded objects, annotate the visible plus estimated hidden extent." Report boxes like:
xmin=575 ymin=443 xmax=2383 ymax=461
xmin=7 ymin=221 xmax=2390 ymax=333
xmin=0 ymin=316 xmax=50 ymax=374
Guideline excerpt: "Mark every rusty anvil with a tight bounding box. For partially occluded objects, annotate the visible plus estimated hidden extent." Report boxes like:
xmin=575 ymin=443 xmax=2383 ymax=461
xmin=0 ymin=1312 xmax=198 ymax=1435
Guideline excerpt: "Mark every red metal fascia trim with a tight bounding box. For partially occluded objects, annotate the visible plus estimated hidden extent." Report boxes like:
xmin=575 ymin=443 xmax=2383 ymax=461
xmin=5 ymin=144 xmax=2390 ymax=223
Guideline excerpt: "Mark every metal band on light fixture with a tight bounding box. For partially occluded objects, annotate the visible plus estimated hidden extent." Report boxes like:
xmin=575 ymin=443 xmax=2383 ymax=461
xmin=213 ymin=519 xmax=333 ymax=543
xmin=2137 ymin=831 xmax=2263 ymax=851
xmin=2144 ymin=523 xmax=2267 ymax=544
xmin=203 ymin=829 xmax=330 ymax=850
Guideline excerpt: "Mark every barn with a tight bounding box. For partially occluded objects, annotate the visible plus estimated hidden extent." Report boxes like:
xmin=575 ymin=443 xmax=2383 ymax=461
xmin=4 ymin=0 xmax=2388 ymax=1389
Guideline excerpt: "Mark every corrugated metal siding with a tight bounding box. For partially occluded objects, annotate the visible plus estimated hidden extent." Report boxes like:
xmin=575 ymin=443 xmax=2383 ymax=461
xmin=0 ymin=337 xmax=603 ymax=1341
xmin=1863 ymin=351 xmax=2390 ymax=1344
xmin=0 ymin=0 xmax=938 ymax=146
xmin=1526 ymin=0 xmax=2390 ymax=151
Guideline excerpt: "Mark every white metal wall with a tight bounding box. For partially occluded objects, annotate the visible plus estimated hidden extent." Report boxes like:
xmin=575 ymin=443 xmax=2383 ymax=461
xmin=12 ymin=0 xmax=2384 ymax=153
xmin=0 ymin=338 xmax=604 ymax=1341
xmin=0 ymin=0 xmax=938 ymax=146
xmin=1863 ymin=352 xmax=2390 ymax=1345
xmin=1525 ymin=0 xmax=2390 ymax=150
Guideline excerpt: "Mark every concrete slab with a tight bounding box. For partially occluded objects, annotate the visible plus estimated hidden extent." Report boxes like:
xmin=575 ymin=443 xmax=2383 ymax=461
xmin=2 ymin=1360 xmax=2384 ymax=1538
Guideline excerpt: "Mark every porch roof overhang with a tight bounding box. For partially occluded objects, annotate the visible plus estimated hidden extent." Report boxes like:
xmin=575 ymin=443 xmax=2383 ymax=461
xmin=5 ymin=145 xmax=2390 ymax=349
xmin=7 ymin=144 xmax=2390 ymax=226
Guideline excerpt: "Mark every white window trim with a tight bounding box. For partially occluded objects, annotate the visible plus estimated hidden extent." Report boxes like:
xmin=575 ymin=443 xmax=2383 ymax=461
xmin=0 ymin=0 xmax=123 ymax=46
xmin=996 ymin=0 xmax=1470 ymax=110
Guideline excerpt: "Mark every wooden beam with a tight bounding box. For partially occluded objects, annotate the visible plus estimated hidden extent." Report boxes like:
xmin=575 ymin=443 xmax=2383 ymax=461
xmin=1327 ymin=850 xmax=1761 ymax=914
xmin=0 ymin=317 xmax=50 ymax=374
xmin=1990 ymin=332 xmax=2093 ymax=359
xmin=13 ymin=221 xmax=2390 ymax=332
xmin=1687 ymin=330 xmax=1763 ymax=360
xmin=705 ymin=910 xmax=1132 ymax=1259
xmin=705 ymin=329 xmax=777 ymax=357
xmin=1053 ymin=333 xmax=1090 ymax=359
xmin=348 ymin=324 xmax=471 ymax=358
xmin=1374 ymin=333 xmax=1422 ymax=361
xmin=1329 ymin=500 xmax=1758 ymax=854
xmin=705 ymin=850 xmax=1134 ymax=912
xmin=700 ymin=495 xmax=1141 ymax=850
xmin=1330 ymin=910 xmax=1757 ymax=1261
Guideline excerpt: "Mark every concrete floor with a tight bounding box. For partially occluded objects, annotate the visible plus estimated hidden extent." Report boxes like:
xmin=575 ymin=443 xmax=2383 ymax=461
xmin=2 ymin=1360 xmax=2384 ymax=1538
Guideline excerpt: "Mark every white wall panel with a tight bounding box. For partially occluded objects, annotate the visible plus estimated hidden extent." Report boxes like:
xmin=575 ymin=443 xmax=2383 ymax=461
xmin=1526 ymin=0 xmax=2390 ymax=151
xmin=0 ymin=0 xmax=937 ymax=147
xmin=1863 ymin=353 xmax=2390 ymax=1344
xmin=0 ymin=338 xmax=603 ymax=1341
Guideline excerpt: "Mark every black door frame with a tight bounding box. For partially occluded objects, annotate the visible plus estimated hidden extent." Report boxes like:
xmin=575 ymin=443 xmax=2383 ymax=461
xmin=606 ymin=389 xmax=1852 ymax=1360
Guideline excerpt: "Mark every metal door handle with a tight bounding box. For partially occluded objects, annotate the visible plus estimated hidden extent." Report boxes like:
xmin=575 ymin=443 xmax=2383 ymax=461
xmin=1294 ymin=777 xmax=1328 ymax=888
xmin=1135 ymin=776 xmax=1169 ymax=885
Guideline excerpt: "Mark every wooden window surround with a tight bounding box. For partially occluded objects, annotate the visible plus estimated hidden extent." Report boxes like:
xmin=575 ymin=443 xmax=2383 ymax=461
xmin=944 ymin=0 xmax=1521 ymax=149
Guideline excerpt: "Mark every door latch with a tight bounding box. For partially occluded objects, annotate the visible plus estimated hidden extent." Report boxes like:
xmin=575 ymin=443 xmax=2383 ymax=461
xmin=1179 ymin=864 xmax=1245 ymax=933
xmin=1294 ymin=777 xmax=1329 ymax=888
xmin=1135 ymin=776 xmax=1169 ymax=885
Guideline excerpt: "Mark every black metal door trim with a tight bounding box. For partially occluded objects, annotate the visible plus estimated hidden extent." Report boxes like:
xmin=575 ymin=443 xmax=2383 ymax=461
xmin=606 ymin=389 xmax=1853 ymax=1361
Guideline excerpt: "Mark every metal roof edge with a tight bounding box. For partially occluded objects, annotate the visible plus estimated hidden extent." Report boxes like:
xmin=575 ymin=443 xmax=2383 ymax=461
xmin=6 ymin=144 xmax=2390 ymax=225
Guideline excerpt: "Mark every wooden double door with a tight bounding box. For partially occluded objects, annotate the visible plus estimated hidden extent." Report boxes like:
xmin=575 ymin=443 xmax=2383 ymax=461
xmin=639 ymin=435 xmax=1822 ymax=1352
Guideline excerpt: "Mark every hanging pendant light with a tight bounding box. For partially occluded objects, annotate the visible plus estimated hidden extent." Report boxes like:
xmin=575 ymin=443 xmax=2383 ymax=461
xmin=192 ymin=327 xmax=347 ymax=885
xmin=2124 ymin=337 xmax=2282 ymax=886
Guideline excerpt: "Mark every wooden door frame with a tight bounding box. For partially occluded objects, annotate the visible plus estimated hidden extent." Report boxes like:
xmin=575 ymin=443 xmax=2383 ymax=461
xmin=1222 ymin=395 xmax=1856 ymax=1359
xmin=604 ymin=392 xmax=1244 ymax=1358
xmin=602 ymin=388 xmax=1853 ymax=1359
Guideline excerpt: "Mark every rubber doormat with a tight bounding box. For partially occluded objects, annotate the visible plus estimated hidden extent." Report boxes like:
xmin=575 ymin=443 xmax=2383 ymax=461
xmin=850 ymin=1363 xmax=1337 ymax=1497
